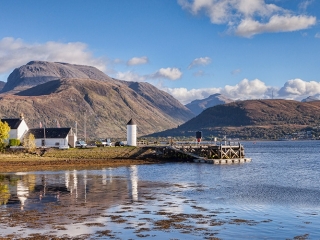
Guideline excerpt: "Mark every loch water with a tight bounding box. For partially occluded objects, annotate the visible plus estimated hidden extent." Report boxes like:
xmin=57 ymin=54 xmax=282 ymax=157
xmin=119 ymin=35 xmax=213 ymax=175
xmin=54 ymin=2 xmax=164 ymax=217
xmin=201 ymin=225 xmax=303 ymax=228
xmin=0 ymin=141 xmax=320 ymax=239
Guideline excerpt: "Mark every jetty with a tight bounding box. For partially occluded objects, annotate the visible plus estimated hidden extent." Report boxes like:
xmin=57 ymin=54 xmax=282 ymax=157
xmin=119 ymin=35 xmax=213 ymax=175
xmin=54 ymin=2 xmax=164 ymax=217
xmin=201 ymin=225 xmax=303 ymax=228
xmin=155 ymin=142 xmax=251 ymax=164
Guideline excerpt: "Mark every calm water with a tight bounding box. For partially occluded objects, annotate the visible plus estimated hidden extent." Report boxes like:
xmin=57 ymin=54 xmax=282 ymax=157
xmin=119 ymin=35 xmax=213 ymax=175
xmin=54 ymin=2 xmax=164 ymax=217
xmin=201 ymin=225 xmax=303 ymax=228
xmin=0 ymin=141 xmax=319 ymax=239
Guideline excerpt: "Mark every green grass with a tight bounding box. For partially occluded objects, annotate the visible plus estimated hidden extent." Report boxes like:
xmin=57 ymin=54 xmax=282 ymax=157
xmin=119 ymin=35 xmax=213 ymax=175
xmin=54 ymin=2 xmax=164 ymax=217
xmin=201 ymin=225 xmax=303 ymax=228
xmin=43 ymin=146 xmax=139 ymax=159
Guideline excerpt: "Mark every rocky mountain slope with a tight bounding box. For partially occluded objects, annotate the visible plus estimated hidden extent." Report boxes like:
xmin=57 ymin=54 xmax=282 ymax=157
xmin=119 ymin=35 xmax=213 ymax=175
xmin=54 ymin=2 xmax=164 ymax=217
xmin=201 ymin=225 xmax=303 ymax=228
xmin=185 ymin=93 xmax=233 ymax=115
xmin=1 ymin=61 xmax=118 ymax=94
xmin=149 ymin=99 xmax=320 ymax=139
xmin=0 ymin=81 xmax=5 ymax=91
xmin=0 ymin=61 xmax=194 ymax=138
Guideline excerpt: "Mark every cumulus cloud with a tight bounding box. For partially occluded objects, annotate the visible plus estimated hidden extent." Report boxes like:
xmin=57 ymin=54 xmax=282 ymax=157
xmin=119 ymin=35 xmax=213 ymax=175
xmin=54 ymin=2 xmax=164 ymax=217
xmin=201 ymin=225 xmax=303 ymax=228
xmin=188 ymin=57 xmax=211 ymax=69
xmin=278 ymin=79 xmax=320 ymax=98
xmin=236 ymin=15 xmax=316 ymax=37
xmin=127 ymin=56 xmax=149 ymax=66
xmin=115 ymin=71 xmax=147 ymax=82
xmin=0 ymin=37 xmax=107 ymax=75
xmin=221 ymin=78 xmax=270 ymax=99
xmin=178 ymin=0 xmax=317 ymax=37
xmin=116 ymin=67 xmax=183 ymax=82
xmin=164 ymin=87 xmax=221 ymax=104
xmin=151 ymin=67 xmax=182 ymax=80
xmin=163 ymin=78 xmax=273 ymax=104
xmin=164 ymin=78 xmax=320 ymax=104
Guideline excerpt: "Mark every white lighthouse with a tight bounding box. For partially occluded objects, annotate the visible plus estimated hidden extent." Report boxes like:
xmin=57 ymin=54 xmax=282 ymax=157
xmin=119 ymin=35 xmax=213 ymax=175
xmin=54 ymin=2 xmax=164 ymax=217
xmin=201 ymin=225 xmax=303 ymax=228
xmin=127 ymin=118 xmax=137 ymax=146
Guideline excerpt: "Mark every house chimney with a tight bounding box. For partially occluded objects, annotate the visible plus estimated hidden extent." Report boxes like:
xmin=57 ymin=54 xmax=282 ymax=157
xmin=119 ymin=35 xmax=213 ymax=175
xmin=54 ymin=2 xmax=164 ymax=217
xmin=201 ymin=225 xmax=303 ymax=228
xmin=20 ymin=113 xmax=24 ymax=120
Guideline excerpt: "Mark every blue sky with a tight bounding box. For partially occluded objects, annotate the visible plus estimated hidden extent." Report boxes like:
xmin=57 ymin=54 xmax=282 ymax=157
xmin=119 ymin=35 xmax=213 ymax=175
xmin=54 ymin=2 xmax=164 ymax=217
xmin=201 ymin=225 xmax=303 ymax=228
xmin=1 ymin=0 xmax=320 ymax=104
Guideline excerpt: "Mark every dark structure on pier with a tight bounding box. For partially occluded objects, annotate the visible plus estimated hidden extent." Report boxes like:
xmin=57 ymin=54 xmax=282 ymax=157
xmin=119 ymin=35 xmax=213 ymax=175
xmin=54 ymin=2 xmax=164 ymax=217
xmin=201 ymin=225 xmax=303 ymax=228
xmin=155 ymin=143 xmax=250 ymax=164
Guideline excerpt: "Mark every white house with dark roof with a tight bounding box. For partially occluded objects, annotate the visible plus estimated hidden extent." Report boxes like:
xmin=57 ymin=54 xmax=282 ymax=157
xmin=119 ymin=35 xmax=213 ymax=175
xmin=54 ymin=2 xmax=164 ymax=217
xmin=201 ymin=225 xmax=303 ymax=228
xmin=26 ymin=127 xmax=77 ymax=148
xmin=1 ymin=114 xmax=29 ymax=141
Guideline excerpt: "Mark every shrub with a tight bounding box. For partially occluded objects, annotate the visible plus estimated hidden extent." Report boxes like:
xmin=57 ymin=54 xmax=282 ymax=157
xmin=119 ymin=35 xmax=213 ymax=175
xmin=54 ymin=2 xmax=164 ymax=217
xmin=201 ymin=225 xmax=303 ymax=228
xmin=9 ymin=139 xmax=21 ymax=146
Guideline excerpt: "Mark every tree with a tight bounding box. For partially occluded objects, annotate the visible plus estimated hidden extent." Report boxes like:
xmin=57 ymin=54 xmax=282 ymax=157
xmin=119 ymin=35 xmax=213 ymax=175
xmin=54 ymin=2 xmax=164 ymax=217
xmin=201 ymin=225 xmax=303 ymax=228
xmin=23 ymin=133 xmax=36 ymax=152
xmin=0 ymin=121 xmax=10 ymax=151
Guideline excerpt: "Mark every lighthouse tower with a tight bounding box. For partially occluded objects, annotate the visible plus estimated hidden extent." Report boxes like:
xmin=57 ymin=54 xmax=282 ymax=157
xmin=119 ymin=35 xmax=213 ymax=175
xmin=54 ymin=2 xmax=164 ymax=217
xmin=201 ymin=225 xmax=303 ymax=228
xmin=127 ymin=118 xmax=137 ymax=146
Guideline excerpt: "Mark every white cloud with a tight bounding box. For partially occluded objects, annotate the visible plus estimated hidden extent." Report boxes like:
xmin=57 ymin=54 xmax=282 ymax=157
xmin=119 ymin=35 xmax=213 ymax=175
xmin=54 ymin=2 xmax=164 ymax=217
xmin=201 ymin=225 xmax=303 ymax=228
xmin=115 ymin=67 xmax=183 ymax=82
xmin=299 ymin=0 xmax=313 ymax=12
xmin=221 ymin=78 xmax=270 ymax=99
xmin=315 ymin=33 xmax=320 ymax=38
xmin=115 ymin=71 xmax=147 ymax=82
xmin=236 ymin=15 xmax=316 ymax=37
xmin=193 ymin=70 xmax=206 ymax=77
xmin=178 ymin=0 xmax=317 ymax=37
xmin=127 ymin=56 xmax=149 ymax=66
xmin=0 ymin=37 xmax=107 ymax=75
xmin=164 ymin=87 xmax=221 ymax=104
xmin=231 ymin=68 xmax=241 ymax=75
xmin=151 ymin=67 xmax=182 ymax=80
xmin=188 ymin=57 xmax=211 ymax=69
xmin=164 ymin=78 xmax=273 ymax=104
xmin=165 ymin=78 xmax=320 ymax=104
xmin=278 ymin=79 xmax=320 ymax=98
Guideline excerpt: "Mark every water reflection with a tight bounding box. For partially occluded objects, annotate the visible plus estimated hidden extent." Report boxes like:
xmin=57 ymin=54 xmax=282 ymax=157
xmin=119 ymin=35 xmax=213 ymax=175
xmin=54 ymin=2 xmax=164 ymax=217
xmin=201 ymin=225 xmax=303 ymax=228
xmin=17 ymin=180 xmax=29 ymax=209
xmin=1 ymin=141 xmax=320 ymax=239
xmin=0 ymin=166 xmax=142 ymax=211
xmin=127 ymin=165 xmax=138 ymax=201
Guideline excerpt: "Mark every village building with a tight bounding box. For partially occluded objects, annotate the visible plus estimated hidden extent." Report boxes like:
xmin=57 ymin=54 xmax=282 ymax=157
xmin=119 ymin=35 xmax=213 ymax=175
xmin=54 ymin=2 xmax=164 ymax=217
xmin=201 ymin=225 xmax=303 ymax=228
xmin=1 ymin=114 xmax=29 ymax=142
xmin=26 ymin=127 xmax=77 ymax=149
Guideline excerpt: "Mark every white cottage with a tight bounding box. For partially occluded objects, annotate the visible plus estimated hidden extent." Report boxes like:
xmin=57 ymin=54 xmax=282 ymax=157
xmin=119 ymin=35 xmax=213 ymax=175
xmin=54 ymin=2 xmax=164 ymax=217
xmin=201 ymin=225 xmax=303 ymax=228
xmin=27 ymin=127 xmax=77 ymax=148
xmin=1 ymin=115 xmax=29 ymax=141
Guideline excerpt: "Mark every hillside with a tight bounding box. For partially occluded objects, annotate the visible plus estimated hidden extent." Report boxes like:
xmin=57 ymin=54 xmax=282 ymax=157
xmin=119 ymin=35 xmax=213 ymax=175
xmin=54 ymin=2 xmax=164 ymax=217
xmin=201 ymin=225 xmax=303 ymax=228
xmin=149 ymin=99 xmax=320 ymax=139
xmin=0 ymin=61 xmax=194 ymax=138
xmin=185 ymin=93 xmax=233 ymax=115
xmin=0 ymin=81 xmax=5 ymax=91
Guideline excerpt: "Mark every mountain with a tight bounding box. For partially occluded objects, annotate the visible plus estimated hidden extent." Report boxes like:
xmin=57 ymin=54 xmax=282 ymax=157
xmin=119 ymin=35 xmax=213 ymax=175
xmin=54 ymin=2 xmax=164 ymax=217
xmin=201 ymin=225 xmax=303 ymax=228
xmin=301 ymin=95 xmax=320 ymax=102
xmin=0 ymin=81 xmax=5 ymax=91
xmin=185 ymin=93 xmax=233 ymax=115
xmin=149 ymin=99 xmax=320 ymax=139
xmin=1 ymin=61 xmax=118 ymax=94
xmin=0 ymin=61 xmax=194 ymax=138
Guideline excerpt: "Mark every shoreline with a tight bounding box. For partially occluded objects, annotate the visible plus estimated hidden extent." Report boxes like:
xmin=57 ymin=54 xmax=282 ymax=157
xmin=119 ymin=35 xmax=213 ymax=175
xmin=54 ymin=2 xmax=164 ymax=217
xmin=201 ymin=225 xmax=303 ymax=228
xmin=0 ymin=146 xmax=162 ymax=173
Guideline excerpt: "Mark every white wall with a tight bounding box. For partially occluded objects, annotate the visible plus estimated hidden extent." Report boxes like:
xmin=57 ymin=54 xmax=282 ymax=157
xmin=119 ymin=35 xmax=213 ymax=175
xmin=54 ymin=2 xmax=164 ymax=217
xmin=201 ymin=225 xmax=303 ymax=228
xmin=17 ymin=120 xmax=29 ymax=141
xmin=8 ymin=119 xmax=29 ymax=141
xmin=35 ymin=137 xmax=69 ymax=148
xmin=127 ymin=125 xmax=137 ymax=146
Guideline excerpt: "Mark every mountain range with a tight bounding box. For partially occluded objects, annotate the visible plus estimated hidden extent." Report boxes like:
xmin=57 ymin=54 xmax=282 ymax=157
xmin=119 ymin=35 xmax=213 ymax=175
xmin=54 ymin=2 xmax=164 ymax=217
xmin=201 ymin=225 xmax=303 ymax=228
xmin=2 ymin=61 xmax=320 ymax=141
xmin=185 ymin=93 xmax=233 ymax=115
xmin=0 ymin=61 xmax=194 ymax=139
xmin=149 ymin=99 xmax=320 ymax=140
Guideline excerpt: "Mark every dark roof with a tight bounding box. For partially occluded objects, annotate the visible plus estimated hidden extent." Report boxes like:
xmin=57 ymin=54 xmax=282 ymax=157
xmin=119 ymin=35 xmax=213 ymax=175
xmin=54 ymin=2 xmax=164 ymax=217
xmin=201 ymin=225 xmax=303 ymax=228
xmin=27 ymin=128 xmax=71 ymax=139
xmin=127 ymin=118 xmax=136 ymax=125
xmin=1 ymin=118 xmax=23 ymax=129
